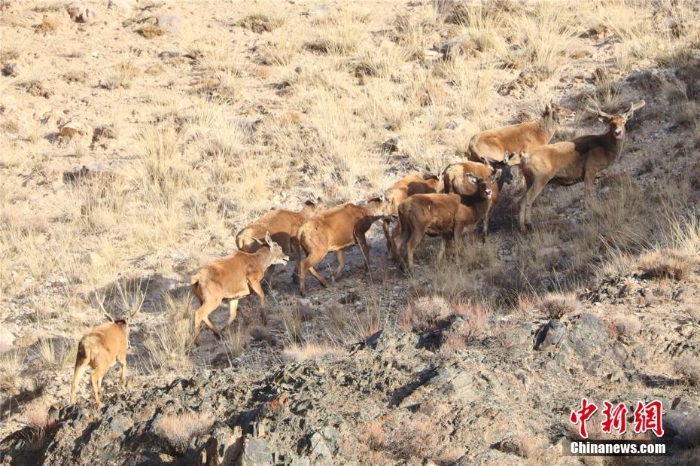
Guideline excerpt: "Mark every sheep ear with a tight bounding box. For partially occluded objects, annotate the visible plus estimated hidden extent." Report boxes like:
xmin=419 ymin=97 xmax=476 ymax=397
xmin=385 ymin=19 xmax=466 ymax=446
xmin=466 ymin=174 xmax=480 ymax=184
xmin=264 ymin=232 xmax=273 ymax=245
xmin=490 ymin=169 xmax=502 ymax=183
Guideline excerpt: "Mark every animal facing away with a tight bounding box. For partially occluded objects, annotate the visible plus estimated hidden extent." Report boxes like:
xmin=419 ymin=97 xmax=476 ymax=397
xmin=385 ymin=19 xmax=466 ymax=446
xmin=466 ymin=103 xmax=576 ymax=163
xmin=235 ymin=199 xmax=324 ymax=283
xmin=297 ymin=198 xmax=391 ymax=295
xmin=382 ymin=172 xmax=440 ymax=255
xmin=70 ymin=319 xmax=129 ymax=407
xmin=518 ymin=100 xmax=645 ymax=231
xmin=191 ymin=232 xmax=289 ymax=344
xmin=394 ymin=171 xmax=500 ymax=272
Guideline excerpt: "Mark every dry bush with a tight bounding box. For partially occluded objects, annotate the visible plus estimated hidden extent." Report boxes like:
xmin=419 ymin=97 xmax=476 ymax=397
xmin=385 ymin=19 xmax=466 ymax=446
xmin=144 ymin=292 xmax=195 ymax=370
xmin=238 ymin=13 xmax=284 ymax=33
xmin=155 ymin=411 xmax=214 ymax=454
xmin=258 ymin=33 xmax=302 ymax=66
xmin=638 ymin=249 xmax=693 ymax=281
xmin=675 ymin=355 xmax=700 ymax=386
xmin=224 ymin=323 xmax=248 ymax=359
xmin=137 ymin=25 xmax=165 ymax=39
xmin=354 ymin=42 xmax=410 ymax=78
xmin=24 ymin=403 xmax=54 ymax=438
xmin=304 ymin=11 xmax=363 ymax=56
xmin=384 ymin=414 xmax=442 ymax=460
xmin=434 ymin=59 xmax=498 ymax=122
xmin=102 ymin=60 xmax=139 ymax=90
xmin=398 ymin=295 xmax=450 ymax=332
xmin=359 ymin=420 xmax=385 ymax=451
xmin=281 ymin=342 xmax=344 ymax=362
xmin=34 ymin=16 xmax=58 ymax=35
xmin=537 ymin=293 xmax=581 ymax=319
xmin=612 ymin=314 xmax=641 ymax=340
xmin=0 ymin=350 xmax=24 ymax=390
xmin=495 ymin=4 xmax=578 ymax=77
xmin=37 ymin=338 xmax=75 ymax=370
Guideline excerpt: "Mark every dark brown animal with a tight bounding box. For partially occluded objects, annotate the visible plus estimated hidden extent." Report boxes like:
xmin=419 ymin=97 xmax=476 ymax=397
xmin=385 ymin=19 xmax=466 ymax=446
xmin=518 ymin=101 xmax=645 ymax=231
xmin=191 ymin=233 xmax=288 ymax=343
xmin=394 ymin=172 xmax=500 ymax=272
xmin=297 ymin=198 xmax=391 ymax=295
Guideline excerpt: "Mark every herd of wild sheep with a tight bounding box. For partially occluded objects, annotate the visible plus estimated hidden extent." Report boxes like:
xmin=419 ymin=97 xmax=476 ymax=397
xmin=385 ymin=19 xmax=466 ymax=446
xmin=69 ymin=99 xmax=645 ymax=406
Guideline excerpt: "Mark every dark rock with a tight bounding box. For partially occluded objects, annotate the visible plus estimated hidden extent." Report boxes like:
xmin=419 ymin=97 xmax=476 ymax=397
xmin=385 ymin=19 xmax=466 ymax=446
xmin=533 ymin=320 xmax=566 ymax=350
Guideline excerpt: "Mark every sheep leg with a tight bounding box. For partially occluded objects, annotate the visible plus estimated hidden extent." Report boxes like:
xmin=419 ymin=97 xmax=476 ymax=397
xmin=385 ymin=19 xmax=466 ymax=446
xmin=332 ymin=250 xmax=346 ymax=281
xmin=70 ymin=357 xmax=89 ymax=404
xmin=222 ymin=299 xmax=239 ymax=331
xmin=519 ymin=178 xmax=547 ymax=232
xmin=194 ymin=300 xmax=222 ymax=344
xmin=91 ymin=362 xmax=110 ymax=408
xmin=249 ymin=279 xmax=268 ymax=324
xmin=390 ymin=221 xmax=402 ymax=262
xmin=405 ymin=227 xmax=426 ymax=272
xmin=290 ymin=239 xmax=302 ymax=284
xmin=355 ymin=232 xmax=372 ymax=279
xmin=382 ymin=218 xmax=393 ymax=255
xmin=583 ymin=167 xmax=598 ymax=210
xmin=300 ymin=251 xmax=328 ymax=295
xmin=117 ymin=350 xmax=127 ymax=387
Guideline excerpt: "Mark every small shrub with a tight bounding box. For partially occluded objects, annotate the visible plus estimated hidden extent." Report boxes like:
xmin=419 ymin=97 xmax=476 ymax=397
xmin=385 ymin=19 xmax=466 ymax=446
xmin=137 ymin=25 xmax=165 ymax=39
xmin=638 ymin=249 xmax=693 ymax=281
xmin=537 ymin=293 xmax=581 ymax=319
xmin=155 ymin=411 xmax=214 ymax=454
xmin=238 ymin=14 xmax=283 ymax=33
xmin=675 ymin=355 xmax=700 ymax=386
xmin=613 ymin=314 xmax=641 ymax=339
xmin=398 ymin=295 xmax=450 ymax=332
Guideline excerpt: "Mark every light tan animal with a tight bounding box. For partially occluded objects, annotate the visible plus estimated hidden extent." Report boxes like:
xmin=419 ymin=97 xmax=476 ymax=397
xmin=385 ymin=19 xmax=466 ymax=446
xmin=297 ymin=198 xmax=391 ymax=295
xmin=441 ymin=156 xmax=515 ymax=236
xmin=518 ymin=101 xmax=645 ymax=232
xmin=191 ymin=233 xmax=289 ymax=344
xmin=394 ymin=172 xmax=499 ymax=272
xmin=70 ymin=318 xmax=129 ymax=407
xmin=467 ymin=103 xmax=576 ymax=163
xmin=382 ymin=172 xmax=440 ymax=255
xmin=235 ymin=199 xmax=324 ymax=282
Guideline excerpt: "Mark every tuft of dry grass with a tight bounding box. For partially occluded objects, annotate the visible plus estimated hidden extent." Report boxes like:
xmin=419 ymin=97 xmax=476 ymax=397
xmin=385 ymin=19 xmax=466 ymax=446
xmin=398 ymin=295 xmax=451 ymax=332
xmin=102 ymin=60 xmax=139 ymax=90
xmin=144 ymin=291 xmax=195 ymax=370
xmin=281 ymin=342 xmax=344 ymax=362
xmin=155 ymin=411 xmax=214 ymax=454
xmin=37 ymin=338 xmax=75 ymax=370
xmin=675 ymin=355 xmax=700 ymax=386
xmin=0 ymin=350 xmax=24 ymax=390
xmin=537 ymin=292 xmax=581 ymax=319
xmin=137 ymin=25 xmax=165 ymax=39
xmin=638 ymin=249 xmax=694 ymax=281
xmin=238 ymin=13 xmax=284 ymax=33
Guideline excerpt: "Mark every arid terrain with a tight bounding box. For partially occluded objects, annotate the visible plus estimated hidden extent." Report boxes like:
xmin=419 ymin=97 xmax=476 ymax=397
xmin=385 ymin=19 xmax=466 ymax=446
xmin=1 ymin=0 xmax=700 ymax=464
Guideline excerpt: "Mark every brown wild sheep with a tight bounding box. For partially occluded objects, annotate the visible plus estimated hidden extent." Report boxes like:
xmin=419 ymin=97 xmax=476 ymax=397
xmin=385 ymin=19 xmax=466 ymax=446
xmin=297 ymin=198 xmax=392 ymax=295
xmin=394 ymin=171 xmax=500 ymax=272
xmin=441 ymin=155 xmax=515 ymax=236
xmin=191 ymin=233 xmax=288 ymax=344
xmin=382 ymin=172 xmax=440 ymax=255
xmin=70 ymin=319 xmax=129 ymax=407
xmin=466 ymin=103 xmax=576 ymax=163
xmin=518 ymin=101 xmax=645 ymax=231
xmin=236 ymin=199 xmax=324 ymax=282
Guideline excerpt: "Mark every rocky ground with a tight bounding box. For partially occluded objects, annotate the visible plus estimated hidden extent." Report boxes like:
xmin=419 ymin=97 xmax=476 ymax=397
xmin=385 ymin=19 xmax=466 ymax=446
xmin=2 ymin=0 xmax=700 ymax=464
